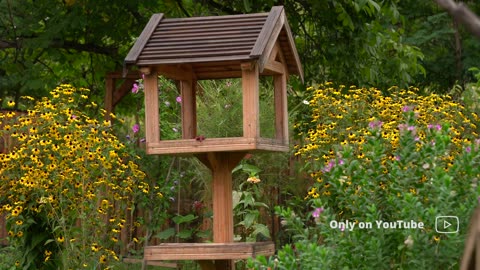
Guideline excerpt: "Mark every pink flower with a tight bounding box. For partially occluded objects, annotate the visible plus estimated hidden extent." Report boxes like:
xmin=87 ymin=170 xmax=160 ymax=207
xmin=368 ymin=120 xmax=383 ymax=130
xmin=176 ymin=96 xmax=182 ymax=103
xmin=312 ymin=207 xmax=324 ymax=218
xmin=132 ymin=83 xmax=139 ymax=94
xmin=132 ymin=124 xmax=140 ymax=133
xmin=402 ymin=105 xmax=412 ymax=112
xmin=427 ymin=124 xmax=442 ymax=131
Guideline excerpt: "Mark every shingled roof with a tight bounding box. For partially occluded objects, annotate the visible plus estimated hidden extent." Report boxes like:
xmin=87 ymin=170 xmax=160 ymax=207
xmin=125 ymin=6 xmax=303 ymax=81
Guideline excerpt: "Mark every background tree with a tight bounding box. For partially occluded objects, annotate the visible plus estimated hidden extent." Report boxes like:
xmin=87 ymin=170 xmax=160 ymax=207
xmin=2 ymin=0 xmax=480 ymax=104
xmin=400 ymin=0 xmax=480 ymax=92
xmin=0 ymin=0 xmax=204 ymax=107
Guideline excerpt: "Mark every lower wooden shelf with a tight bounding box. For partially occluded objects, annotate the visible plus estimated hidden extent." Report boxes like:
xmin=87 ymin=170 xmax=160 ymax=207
xmin=146 ymin=137 xmax=288 ymax=155
xmin=144 ymin=242 xmax=275 ymax=261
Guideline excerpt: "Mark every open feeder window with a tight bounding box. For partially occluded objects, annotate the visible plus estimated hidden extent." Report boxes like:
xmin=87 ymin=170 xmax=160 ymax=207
xmin=124 ymin=6 xmax=303 ymax=155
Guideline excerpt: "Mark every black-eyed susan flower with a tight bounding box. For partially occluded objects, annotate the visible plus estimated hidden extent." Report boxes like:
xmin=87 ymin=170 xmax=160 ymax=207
xmin=57 ymin=236 xmax=65 ymax=243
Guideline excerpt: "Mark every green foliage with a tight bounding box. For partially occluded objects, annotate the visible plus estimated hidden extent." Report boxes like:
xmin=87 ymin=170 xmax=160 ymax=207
xmin=252 ymin=111 xmax=480 ymax=269
xmin=401 ymin=1 xmax=480 ymax=92
xmin=0 ymin=85 xmax=152 ymax=269
xmin=0 ymin=246 xmax=17 ymax=270
xmin=0 ymin=0 xmax=441 ymax=108
xmin=252 ymin=82 xmax=480 ymax=268
xmin=233 ymin=163 xmax=271 ymax=242
xmin=0 ymin=0 xmax=206 ymax=103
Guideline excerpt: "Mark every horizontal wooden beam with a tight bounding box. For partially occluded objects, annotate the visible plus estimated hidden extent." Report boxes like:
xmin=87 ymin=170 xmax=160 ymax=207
xmin=156 ymin=65 xmax=194 ymax=81
xmin=263 ymin=60 xmax=284 ymax=75
xmin=146 ymin=137 xmax=288 ymax=155
xmin=144 ymin=242 xmax=275 ymax=261
xmin=195 ymin=71 xmax=242 ymax=80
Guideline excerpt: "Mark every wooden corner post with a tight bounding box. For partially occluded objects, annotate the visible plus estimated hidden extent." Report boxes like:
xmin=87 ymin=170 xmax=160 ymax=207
xmin=274 ymin=72 xmax=288 ymax=144
xmin=143 ymin=67 xmax=160 ymax=147
xmin=180 ymin=78 xmax=197 ymax=139
xmin=241 ymin=62 xmax=260 ymax=139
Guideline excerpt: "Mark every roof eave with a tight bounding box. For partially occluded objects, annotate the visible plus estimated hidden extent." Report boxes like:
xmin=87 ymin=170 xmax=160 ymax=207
xmin=124 ymin=13 xmax=164 ymax=64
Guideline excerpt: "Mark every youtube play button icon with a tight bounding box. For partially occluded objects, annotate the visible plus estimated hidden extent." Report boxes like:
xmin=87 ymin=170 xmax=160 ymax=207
xmin=435 ymin=216 xmax=459 ymax=234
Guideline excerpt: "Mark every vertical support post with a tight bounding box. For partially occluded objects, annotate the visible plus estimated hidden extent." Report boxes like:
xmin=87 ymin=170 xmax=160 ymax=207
xmin=274 ymin=72 xmax=288 ymax=144
xmin=196 ymin=152 xmax=246 ymax=270
xmin=180 ymin=79 xmax=197 ymax=139
xmin=211 ymin=153 xmax=234 ymax=244
xmin=143 ymin=67 xmax=160 ymax=147
xmin=241 ymin=62 xmax=260 ymax=138
xmin=104 ymin=76 xmax=114 ymax=121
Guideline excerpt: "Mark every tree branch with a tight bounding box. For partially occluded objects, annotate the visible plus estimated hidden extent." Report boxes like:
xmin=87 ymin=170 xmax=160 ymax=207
xmin=0 ymin=40 xmax=17 ymax=49
xmin=0 ymin=38 xmax=118 ymax=57
xmin=204 ymin=0 xmax=239 ymax=14
xmin=435 ymin=0 xmax=480 ymax=39
xmin=175 ymin=0 xmax=191 ymax=17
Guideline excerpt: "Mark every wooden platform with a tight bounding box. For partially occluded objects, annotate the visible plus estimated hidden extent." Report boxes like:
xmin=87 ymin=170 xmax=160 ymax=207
xmin=144 ymin=242 xmax=275 ymax=261
xmin=146 ymin=137 xmax=288 ymax=155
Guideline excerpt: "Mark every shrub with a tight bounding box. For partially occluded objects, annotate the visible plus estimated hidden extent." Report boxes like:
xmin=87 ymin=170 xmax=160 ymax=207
xmin=0 ymin=84 xmax=150 ymax=269
xmin=250 ymin=83 xmax=480 ymax=269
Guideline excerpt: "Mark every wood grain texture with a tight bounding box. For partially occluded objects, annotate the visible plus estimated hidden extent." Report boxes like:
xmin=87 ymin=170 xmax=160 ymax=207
xmin=146 ymin=137 xmax=288 ymax=155
xmin=241 ymin=62 xmax=260 ymax=139
xmin=181 ymin=78 xmax=197 ymax=139
xmin=144 ymin=242 xmax=275 ymax=260
xmin=144 ymin=70 xmax=160 ymax=143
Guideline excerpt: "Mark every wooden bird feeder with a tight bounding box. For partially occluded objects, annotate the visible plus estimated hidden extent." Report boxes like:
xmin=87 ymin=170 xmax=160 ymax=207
xmin=124 ymin=6 xmax=302 ymax=270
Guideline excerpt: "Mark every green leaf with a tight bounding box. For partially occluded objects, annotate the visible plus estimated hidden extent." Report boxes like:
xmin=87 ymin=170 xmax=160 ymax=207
xmin=177 ymin=229 xmax=193 ymax=239
xmin=156 ymin=228 xmax=175 ymax=240
xmin=172 ymin=214 xmax=197 ymax=224
xmin=242 ymin=213 xmax=257 ymax=228
xmin=252 ymin=224 xmax=270 ymax=239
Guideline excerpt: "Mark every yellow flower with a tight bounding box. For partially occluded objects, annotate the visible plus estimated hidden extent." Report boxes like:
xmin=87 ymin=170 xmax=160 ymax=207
xmin=57 ymin=236 xmax=65 ymax=243
xmin=7 ymin=100 xmax=15 ymax=107
xmin=91 ymin=243 xmax=100 ymax=252
xmin=11 ymin=206 xmax=22 ymax=217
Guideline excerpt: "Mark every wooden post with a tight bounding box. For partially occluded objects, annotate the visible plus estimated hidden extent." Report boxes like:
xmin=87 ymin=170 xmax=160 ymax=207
xmin=196 ymin=152 xmax=246 ymax=270
xmin=143 ymin=67 xmax=160 ymax=147
xmin=274 ymin=72 xmax=288 ymax=144
xmin=180 ymin=79 xmax=197 ymax=139
xmin=241 ymin=62 xmax=260 ymax=139
xmin=105 ymin=76 xmax=115 ymax=121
